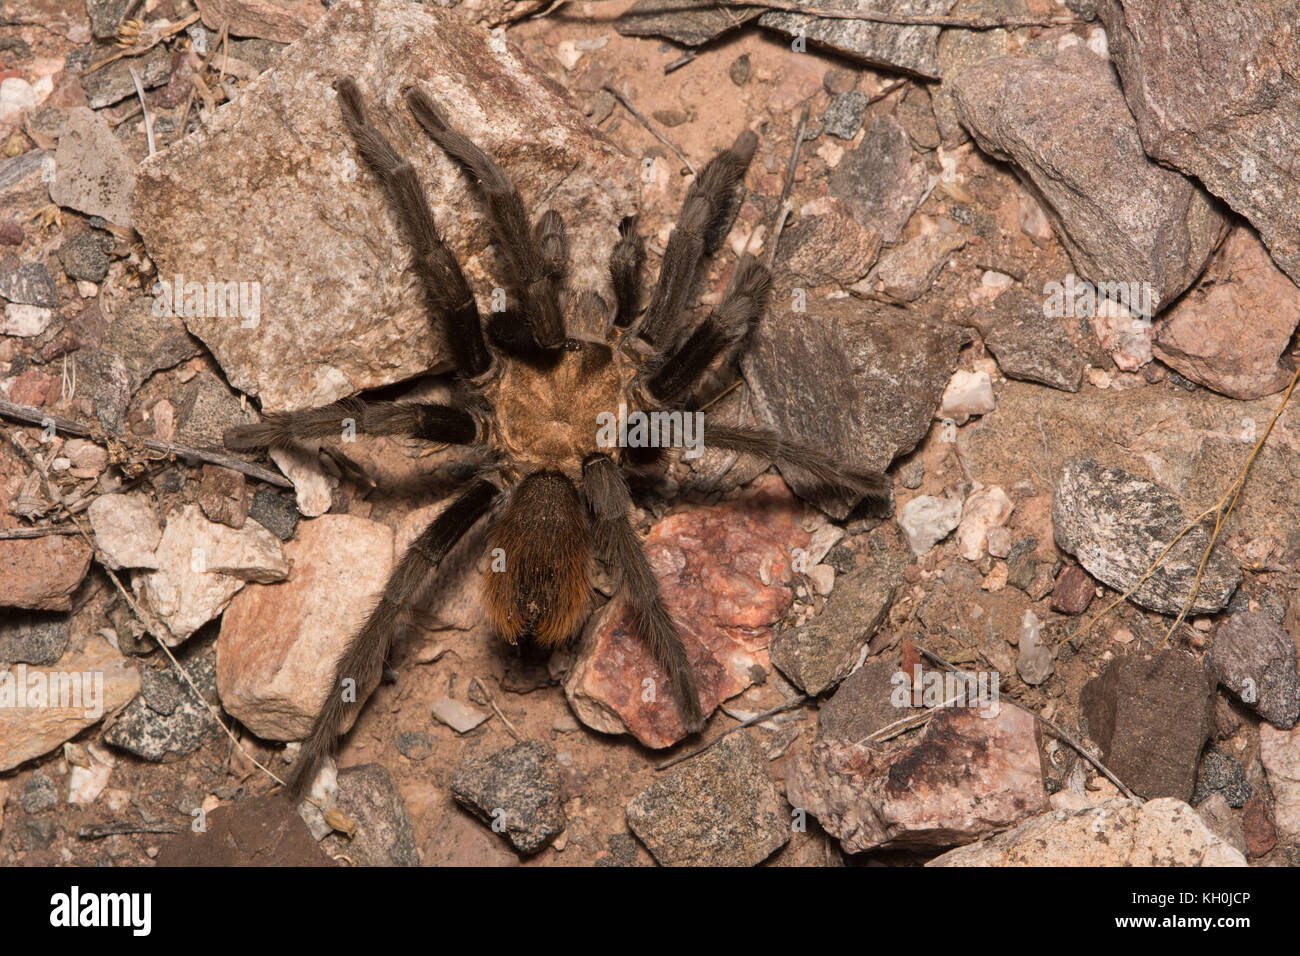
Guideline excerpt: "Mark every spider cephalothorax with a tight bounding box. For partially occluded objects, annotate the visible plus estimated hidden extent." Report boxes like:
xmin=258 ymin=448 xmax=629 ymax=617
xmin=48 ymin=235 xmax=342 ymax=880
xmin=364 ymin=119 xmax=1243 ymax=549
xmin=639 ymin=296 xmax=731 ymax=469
xmin=224 ymin=76 xmax=890 ymax=795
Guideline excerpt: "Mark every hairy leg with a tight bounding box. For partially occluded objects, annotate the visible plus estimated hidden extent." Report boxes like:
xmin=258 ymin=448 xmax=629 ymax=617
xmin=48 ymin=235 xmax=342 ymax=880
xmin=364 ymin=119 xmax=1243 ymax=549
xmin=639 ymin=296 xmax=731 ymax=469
xmin=334 ymin=77 xmax=491 ymax=378
xmin=609 ymin=215 xmax=645 ymax=329
xmin=288 ymin=478 xmax=499 ymax=796
xmin=703 ymin=425 xmax=892 ymax=501
xmin=223 ymin=398 xmax=479 ymax=452
xmin=638 ymin=131 xmax=758 ymax=347
xmin=643 ymin=253 xmax=770 ymax=404
xmin=582 ymin=453 xmax=705 ymax=734
xmin=406 ymin=86 xmax=565 ymax=351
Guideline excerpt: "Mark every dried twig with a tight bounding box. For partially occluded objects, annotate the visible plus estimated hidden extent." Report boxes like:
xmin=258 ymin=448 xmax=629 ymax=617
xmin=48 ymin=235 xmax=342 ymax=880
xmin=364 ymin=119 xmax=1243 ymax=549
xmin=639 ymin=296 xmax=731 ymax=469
xmin=655 ymin=694 xmax=809 ymax=770
xmin=0 ymin=526 xmax=83 ymax=539
xmin=1063 ymin=363 xmax=1300 ymax=650
xmin=766 ymin=100 xmax=810 ymax=270
xmin=603 ymin=83 xmax=697 ymax=176
xmin=0 ymin=400 xmax=292 ymax=489
xmin=471 ymin=676 xmax=525 ymax=741
xmin=83 ymin=12 xmax=201 ymax=75
xmin=607 ymin=0 xmax=1085 ymax=30
xmin=1160 ymin=364 xmax=1300 ymax=646
xmin=78 ymin=822 xmax=185 ymax=839
xmin=664 ymin=50 xmax=697 ymax=73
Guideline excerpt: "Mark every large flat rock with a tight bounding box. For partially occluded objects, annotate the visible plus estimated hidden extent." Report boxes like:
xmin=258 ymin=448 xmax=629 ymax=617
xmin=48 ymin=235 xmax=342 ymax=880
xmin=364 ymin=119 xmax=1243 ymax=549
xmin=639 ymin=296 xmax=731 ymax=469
xmin=951 ymin=47 xmax=1227 ymax=315
xmin=1099 ymin=0 xmax=1300 ymax=285
xmin=132 ymin=0 xmax=638 ymax=412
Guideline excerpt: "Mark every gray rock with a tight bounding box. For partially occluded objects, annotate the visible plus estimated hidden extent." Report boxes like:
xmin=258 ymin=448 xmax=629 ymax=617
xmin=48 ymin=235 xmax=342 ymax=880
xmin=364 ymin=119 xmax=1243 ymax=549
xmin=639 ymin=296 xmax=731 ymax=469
xmin=874 ymin=233 xmax=965 ymax=301
xmin=1210 ymin=610 xmax=1300 ymax=729
xmin=626 ymin=732 xmax=788 ymax=866
xmin=79 ymin=44 xmax=170 ymax=110
xmin=20 ymin=772 xmax=57 ymax=813
xmin=49 ymin=107 xmax=137 ymax=227
xmin=0 ymin=260 xmax=58 ymax=308
xmin=614 ymin=0 xmax=760 ymax=46
xmin=816 ymin=653 xmax=906 ymax=741
xmin=771 ymin=534 xmax=906 ymax=695
xmin=1193 ymin=749 xmax=1252 ymax=809
xmin=132 ymin=0 xmax=639 ymax=413
xmin=773 ymin=204 xmax=880 ymax=286
xmin=0 ymin=611 xmax=70 ymax=665
xmin=75 ymin=348 xmax=132 ymax=432
xmin=759 ymin=0 xmax=958 ymax=80
xmin=897 ymin=83 xmax=940 ymax=150
xmin=830 ymin=116 xmax=930 ymax=243
xmin=175 ymin=372 xmax=247 ymax=447
xmin=248 ymin=487 xmax=299 ymax=541
xmin=951 ymin=48 xmax=1228 ymax=314
xmin=1065 ymin=0 xmax=1098 ymax=17
xmin=103 ymin=296 xmax=202 ymax=391
xmin=742 ymin=298 xmax=967 ymax=517
xmin=1053 ymin=458 xmax=1241 ymax=615
xmin=58 ymin=232 xmax=110 ymax=283
xmin=103 ymin=644 xmax=220 ymax=761
xmin=451 ymin=740 xmax=565 ymax=855
xmin=321 ymin=764 xmax=418 ymax=866
xmin=932 ymin=0 xmax=1026 ymax=146
xmin=87 ymin=0 xmax=132 ymax=40
xmin=822 ymin=91 xmax=871 ymax=140
xmin=1099 ymin=0 xmax=1300 ymax=285
xmin=1081 ymin=647 xmax=1215 ymax=801
xmin=982 ymin=287 xmax=1084 ymax=391
xmin=395 ymin=730 xmax=432 ymax=761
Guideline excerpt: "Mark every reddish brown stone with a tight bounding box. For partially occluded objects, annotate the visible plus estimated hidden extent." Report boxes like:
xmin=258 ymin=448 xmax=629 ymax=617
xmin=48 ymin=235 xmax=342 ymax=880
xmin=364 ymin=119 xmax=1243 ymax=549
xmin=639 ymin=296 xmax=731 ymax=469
xmin=1050 ymin=564 xmax=1095 ymax=615
xmin=1243 ymin=795 xmax=1276 ymax=858
xmin=0 ymin=535 xmax=92 ymax=611
xmin=566 ymin=476 xmax=811 ymax=748
xmin=7 ymin=369 xmax=56 ymax=407
xmin=0 ymin=222 xmax=23 ymax=246
xmin=197 ymin=464 xmax=248 ymax=529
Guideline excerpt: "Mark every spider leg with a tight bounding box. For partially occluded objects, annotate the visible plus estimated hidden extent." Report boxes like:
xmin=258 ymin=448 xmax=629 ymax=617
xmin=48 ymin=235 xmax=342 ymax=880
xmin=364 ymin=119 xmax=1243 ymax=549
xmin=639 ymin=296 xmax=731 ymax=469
xmin=609 ymin=215 xmax=645 ymax=328
xmin=287 ymin=478 xmax=499 ymax=796
xmin=642 ymin=252 xmax=770 ymax=404
xmin=405 ymin=86 xmax=565 ymax=351
xmin=223 ymin=398 xmax=479 ymax=452
xmin=581 ymin=453 xmax=705 ymax=734
xmin=702 ymin=425 xmax=892 ymax=501
xmin=334 ymin=77 xmax=492 ymax=379
xmin=638 ymin=131 xmax=758 ymax=347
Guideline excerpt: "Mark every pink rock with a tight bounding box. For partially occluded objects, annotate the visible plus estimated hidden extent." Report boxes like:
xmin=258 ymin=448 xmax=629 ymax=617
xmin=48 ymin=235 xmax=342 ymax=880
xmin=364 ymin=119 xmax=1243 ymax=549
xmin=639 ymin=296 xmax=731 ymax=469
xmin=217 ymin=514 xmax=394 ymax=740
xmin=566 ymin=477 xmax=811 ymax=748
xmin=0 ymin=534 xmax=92 ymax=610
xmin=788 ymin=703 xmax=1049 ymax=853
xmin=1154 ymin=229 xmax=1300 ymax=400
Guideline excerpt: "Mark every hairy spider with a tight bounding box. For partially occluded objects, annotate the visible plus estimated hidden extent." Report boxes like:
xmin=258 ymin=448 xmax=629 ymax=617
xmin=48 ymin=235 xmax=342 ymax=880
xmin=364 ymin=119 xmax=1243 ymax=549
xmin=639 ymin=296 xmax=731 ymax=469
xmin=224 ymin=76 xmax=890 ymax=796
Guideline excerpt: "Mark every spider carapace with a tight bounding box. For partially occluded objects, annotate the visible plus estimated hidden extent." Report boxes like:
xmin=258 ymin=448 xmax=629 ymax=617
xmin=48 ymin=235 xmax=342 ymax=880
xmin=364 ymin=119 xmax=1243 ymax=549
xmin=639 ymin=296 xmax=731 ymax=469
xmin=224 ymin=77 xmax=890 ymax=795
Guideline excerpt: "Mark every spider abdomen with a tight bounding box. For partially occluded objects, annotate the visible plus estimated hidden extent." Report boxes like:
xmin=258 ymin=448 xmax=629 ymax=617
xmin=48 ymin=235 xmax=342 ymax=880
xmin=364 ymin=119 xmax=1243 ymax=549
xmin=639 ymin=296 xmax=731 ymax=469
xmin=484 ymin=470 xmax=591 ymax=647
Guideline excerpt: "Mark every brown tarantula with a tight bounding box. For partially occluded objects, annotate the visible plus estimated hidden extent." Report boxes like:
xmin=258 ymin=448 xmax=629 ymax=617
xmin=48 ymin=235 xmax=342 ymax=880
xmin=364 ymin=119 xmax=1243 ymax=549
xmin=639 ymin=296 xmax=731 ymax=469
xmin=224 ymin=77 xmax=890 ymax=796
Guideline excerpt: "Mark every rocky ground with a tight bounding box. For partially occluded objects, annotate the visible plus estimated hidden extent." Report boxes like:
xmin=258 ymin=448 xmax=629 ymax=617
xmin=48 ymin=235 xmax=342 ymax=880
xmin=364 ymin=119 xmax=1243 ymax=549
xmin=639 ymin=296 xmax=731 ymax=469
xmin=0 ymin=0 xmax=1298 ymax=867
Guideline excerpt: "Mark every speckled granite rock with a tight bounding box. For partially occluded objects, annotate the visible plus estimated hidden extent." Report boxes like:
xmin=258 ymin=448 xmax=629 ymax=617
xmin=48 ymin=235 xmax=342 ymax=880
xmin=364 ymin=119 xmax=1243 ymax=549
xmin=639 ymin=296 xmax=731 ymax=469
xmin=1053 ymin=458 xmax=1240 ymax=615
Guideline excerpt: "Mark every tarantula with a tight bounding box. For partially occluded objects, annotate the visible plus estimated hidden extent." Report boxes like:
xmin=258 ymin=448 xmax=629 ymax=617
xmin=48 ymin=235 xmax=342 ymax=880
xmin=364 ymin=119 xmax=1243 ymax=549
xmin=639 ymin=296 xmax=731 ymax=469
xmin=224 ymin=76 xmax=890 ymax=796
